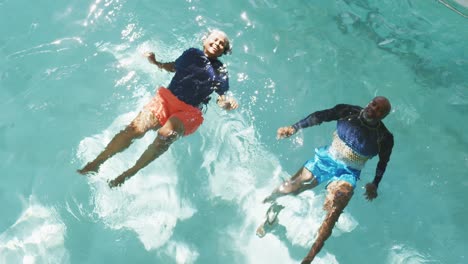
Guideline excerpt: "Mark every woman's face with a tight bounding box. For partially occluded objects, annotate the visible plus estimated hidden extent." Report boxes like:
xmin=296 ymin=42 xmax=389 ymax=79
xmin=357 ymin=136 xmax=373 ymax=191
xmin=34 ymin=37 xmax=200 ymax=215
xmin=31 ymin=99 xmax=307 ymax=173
xmin=203 ymin=32 xmax=227 ymax=58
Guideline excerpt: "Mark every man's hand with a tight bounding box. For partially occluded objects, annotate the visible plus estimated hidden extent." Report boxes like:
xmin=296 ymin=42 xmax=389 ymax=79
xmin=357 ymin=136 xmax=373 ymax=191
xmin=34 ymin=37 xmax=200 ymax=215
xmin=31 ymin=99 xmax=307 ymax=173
xmin=217 ymin=96 xmax=238 ymax=110
xmin=276 ymin=126 xmax=296 ymax=139
xmin=144 ymin=51 xmax=158 ymax=65
xmin=364 ymin=182 xmax=378 ymax=201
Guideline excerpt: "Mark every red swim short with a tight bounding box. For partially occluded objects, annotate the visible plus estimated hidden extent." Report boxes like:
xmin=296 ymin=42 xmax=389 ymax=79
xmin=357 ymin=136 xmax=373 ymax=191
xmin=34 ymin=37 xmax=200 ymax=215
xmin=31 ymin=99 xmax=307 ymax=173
xmin=144 ymin=87 xmax=204 ymax=136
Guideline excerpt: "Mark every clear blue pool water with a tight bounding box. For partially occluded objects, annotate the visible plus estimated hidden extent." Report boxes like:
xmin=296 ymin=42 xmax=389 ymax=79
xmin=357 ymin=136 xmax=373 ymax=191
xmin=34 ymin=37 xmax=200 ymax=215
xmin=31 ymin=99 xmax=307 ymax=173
xmin=1 ymin=0 xmax=467 ymax=263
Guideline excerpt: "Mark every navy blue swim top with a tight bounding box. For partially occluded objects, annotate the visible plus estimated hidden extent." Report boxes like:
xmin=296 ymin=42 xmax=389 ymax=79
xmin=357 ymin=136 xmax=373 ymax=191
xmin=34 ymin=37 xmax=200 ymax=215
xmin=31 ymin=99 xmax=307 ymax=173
xmin=291 ymin=104 xmax=394 ymax=187
xmin=168 ymin=48 xmax=229 ymax=107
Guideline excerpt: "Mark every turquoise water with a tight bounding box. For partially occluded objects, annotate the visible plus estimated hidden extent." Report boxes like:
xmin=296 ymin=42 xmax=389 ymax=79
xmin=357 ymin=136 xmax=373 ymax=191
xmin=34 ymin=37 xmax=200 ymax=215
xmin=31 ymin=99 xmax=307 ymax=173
xmin=1 ymin=0 xmax=467 ymax=263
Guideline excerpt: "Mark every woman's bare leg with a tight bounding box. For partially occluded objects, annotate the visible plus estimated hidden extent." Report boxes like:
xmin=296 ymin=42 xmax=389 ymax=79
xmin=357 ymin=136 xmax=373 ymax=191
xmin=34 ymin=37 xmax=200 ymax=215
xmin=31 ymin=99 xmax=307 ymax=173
xmin=108 ymin=116 xmax=185 ymax=187
xmin=78 ymin=109 xmax=161 ymax=174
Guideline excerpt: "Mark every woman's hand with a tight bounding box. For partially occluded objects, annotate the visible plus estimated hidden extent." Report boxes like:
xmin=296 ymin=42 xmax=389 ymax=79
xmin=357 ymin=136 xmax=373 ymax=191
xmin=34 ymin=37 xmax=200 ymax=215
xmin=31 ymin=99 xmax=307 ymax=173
xmin=144 ymin=51 xmax=158 ymax=65
xmin=217 ymin=96 xmax=238 ymax=110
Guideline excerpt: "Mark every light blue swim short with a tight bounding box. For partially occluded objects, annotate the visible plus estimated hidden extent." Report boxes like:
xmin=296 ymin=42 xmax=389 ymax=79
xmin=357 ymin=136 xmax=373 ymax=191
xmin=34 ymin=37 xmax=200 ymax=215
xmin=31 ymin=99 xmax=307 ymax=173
xmin=303 ymin=146 xmax=361 ymax=188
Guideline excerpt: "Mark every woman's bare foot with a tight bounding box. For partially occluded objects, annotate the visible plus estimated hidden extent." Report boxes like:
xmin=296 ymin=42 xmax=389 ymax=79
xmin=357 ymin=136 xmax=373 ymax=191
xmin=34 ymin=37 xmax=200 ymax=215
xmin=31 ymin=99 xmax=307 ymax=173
xmin=108 ymin=176 xmax=125 ymax=188
xmin=77 ymin=162 xmax=99 ymax=175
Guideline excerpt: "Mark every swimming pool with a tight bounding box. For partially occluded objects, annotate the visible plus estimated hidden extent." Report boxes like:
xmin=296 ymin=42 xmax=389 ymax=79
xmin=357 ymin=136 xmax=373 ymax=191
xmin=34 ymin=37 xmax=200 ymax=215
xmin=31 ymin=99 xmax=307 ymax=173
xmin=1 ymin=0 xmax=467 ymax=263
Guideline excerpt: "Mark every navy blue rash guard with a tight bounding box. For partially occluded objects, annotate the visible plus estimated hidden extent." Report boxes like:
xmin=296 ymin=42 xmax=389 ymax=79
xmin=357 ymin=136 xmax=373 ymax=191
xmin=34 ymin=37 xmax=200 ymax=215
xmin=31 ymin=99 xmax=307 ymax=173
xmin=167 ymin=48 xmax=229 ymax=107
xmin=291 ymin=104 xmax=394 ymax=187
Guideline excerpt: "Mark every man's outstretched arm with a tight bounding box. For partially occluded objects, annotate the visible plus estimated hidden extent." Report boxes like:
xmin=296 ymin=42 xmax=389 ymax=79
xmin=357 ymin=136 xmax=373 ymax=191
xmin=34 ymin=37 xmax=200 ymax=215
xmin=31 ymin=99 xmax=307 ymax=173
xmin=365 ymin=132 xmax=394 ymax=200
xmin=277 ymin=104 xmax=360 ymax=139
xmin=291 ymin=104 xmax=360 ymax=132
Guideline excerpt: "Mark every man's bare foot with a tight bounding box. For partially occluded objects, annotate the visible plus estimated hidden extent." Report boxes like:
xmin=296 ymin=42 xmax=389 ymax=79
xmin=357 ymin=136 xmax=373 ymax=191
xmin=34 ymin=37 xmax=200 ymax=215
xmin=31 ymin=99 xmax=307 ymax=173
xmin=263 ymin=195 xmax=273 ymax=203
xmin=255 ymin=203 xmax=285 ymax=238
xmin=263 ymin=192 xmax=282 ymax=203
xmin=256 ymin=224 xmax=267 ymax=238
xmin=266 ymin=203 xmax=284 ymax=224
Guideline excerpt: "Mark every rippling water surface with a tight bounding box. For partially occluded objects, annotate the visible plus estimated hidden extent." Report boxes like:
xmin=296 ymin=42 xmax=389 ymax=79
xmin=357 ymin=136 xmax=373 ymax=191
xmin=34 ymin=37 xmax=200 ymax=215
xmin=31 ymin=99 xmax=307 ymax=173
xmin=1 ymin=0 xmax=467 ymax=263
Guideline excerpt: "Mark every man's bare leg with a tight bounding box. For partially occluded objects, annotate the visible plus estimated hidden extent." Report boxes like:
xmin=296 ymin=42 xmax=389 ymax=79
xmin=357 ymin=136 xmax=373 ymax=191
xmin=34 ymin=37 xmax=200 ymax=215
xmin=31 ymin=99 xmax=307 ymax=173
xmin=108 ymin=116 xmax=185 ymax=188
xmin=78 ymin=109 xmax=161 ymax=175
xmin=257 ymin=167 xmax=318 ymax=237
xmin=301 ymin=181 xmax=354 ymax=264
xmin=263 ymin=167 xmax=318 ymax=203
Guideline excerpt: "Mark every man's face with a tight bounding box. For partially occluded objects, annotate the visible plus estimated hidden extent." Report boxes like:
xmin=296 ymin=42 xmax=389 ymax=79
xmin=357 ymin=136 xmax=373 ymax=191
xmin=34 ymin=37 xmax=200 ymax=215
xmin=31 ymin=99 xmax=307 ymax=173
xmin=363 ymin=97 xmax=391 ymax=121
xmin=203 ymin=32 xmax=226 ymax=58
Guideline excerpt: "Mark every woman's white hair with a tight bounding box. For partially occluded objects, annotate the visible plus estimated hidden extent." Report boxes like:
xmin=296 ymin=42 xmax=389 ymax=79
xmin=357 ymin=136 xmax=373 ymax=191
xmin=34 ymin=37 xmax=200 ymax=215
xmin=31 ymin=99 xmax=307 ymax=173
xmin=203 ymin=29 xmax=232 ymax=55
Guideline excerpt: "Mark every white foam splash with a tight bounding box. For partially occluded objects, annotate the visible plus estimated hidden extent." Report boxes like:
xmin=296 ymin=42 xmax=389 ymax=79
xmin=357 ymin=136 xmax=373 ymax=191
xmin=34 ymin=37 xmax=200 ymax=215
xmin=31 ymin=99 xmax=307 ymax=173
xmin=0 ymin=196 xmax=69 ymax=264
xmin=163 ymin=241 xmax=200 ymax=264
xmin=388 ymin=244 xmax=435 ymax=264
xmin=77 ymin=110 xmax=196 ymax=251
xmin=198 ymin=108 xmax=355 ymax=262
